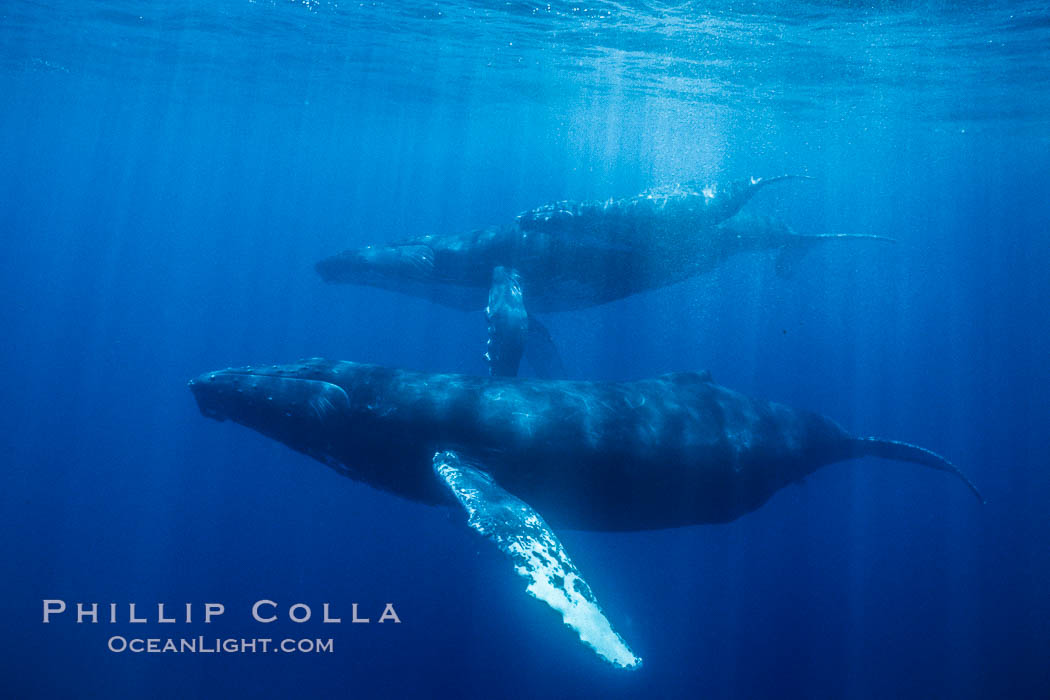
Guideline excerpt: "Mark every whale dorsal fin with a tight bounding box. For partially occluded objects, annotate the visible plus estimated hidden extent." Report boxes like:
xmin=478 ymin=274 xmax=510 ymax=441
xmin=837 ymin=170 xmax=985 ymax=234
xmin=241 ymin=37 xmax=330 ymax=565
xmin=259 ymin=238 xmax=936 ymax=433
xmin=433 ymin=450 xmax=642 ymax=670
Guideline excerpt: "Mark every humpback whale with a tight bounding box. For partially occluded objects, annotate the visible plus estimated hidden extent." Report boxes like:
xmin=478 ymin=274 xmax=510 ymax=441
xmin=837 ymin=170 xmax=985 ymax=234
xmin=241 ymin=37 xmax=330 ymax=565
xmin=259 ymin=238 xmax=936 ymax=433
xmin=316 ymin=176 xmax=892 ymax=377
xmin=189 ymin=359 xmax=981 ymax=669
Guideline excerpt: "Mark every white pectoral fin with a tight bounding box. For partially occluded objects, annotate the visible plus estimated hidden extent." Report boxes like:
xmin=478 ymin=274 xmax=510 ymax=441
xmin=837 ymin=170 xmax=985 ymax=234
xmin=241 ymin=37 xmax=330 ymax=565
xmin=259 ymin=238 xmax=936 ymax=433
xmin=433 ymin=450 xmax=642 ymax=670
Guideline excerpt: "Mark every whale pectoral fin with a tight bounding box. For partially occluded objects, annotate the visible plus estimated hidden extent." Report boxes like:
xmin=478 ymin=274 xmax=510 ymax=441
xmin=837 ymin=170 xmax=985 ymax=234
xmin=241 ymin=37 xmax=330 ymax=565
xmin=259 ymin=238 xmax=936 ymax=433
xmin=485 ymin=266 xmax=528 ymax=377
xmin=433 ymin=450 xmax=642 ymax=670
xmin=525 ymin=315 xmax=566 ymax=379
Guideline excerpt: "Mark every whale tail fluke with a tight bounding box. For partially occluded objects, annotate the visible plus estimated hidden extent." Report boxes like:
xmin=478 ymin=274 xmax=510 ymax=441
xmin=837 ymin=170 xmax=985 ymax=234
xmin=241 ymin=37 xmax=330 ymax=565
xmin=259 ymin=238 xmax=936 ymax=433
xmin=851 ymin=437 xmax=985 ymax=503
xmin=756 ymin=174 xmax=817 ymax=188
xmin=798 ymin=233 xmax=898 ymax=244
xmin=775 ymin=232 xmax=897 ymax=278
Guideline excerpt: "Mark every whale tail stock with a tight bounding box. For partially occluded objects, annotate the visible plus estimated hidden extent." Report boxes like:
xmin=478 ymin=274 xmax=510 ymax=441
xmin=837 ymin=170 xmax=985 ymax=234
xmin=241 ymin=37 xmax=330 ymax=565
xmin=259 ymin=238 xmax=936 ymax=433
xmin=850 ymin=437 xmax=985 ymax=504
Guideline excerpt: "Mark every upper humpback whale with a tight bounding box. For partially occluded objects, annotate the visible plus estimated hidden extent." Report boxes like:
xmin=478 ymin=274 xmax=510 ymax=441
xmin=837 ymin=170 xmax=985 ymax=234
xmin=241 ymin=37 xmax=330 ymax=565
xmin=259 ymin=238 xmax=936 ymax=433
xmin=316 ymin=176 xmax=892 ymax=376
xmin=189 ymin=359 xmax=981 ymax=669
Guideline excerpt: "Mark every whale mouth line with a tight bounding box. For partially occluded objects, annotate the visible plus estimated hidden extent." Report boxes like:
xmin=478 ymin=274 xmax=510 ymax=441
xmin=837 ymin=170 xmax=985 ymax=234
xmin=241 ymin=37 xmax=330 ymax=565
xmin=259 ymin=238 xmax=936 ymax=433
xmin=189 ymin=368 xmax=350 ymax=423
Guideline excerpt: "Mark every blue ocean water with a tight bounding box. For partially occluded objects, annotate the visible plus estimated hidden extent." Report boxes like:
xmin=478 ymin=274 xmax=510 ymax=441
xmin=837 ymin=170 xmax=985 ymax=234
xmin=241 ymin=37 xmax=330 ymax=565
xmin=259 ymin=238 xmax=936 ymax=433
xmin=2 ymin=1 xmax=1048 ymax=697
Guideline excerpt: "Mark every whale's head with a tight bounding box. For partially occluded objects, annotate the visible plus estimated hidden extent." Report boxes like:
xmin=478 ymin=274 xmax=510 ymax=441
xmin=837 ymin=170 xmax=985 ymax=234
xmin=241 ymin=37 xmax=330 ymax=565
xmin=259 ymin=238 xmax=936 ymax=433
xmin=315 ymin=244 xmax=436 ymax=287
xmin=189 ymin=359 xmax=354 ymax=464
xmin=189 ymin=359 xmax=451 ymax=502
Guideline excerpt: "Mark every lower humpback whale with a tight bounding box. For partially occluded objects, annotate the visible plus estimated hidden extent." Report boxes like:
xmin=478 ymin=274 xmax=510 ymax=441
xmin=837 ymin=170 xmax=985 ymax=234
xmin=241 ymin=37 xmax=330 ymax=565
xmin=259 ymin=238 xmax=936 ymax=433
xmin=189 ymin=360 xmax=981 ymax=669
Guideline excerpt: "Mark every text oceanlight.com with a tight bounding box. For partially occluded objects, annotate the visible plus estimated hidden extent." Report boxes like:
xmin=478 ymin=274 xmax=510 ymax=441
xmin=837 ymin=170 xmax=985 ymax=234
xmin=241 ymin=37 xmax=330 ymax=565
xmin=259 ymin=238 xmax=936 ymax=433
xmin=107 ymin=636 xmax=334 ymax=654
